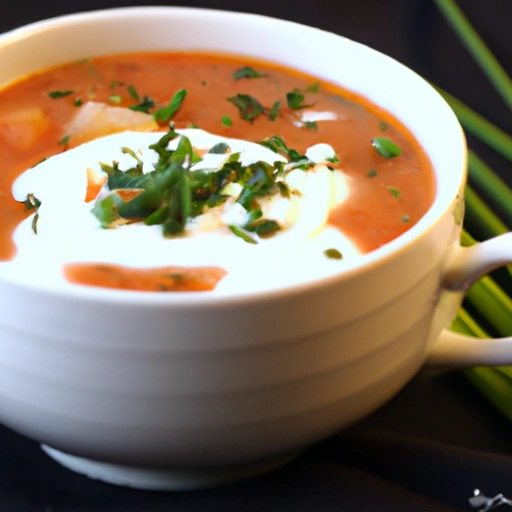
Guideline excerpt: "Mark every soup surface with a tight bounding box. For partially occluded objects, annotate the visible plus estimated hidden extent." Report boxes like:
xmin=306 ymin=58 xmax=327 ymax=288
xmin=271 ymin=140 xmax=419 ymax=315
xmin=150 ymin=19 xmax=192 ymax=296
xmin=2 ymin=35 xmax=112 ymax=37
xmin=0 ymin=52 xmax=435 ymax=293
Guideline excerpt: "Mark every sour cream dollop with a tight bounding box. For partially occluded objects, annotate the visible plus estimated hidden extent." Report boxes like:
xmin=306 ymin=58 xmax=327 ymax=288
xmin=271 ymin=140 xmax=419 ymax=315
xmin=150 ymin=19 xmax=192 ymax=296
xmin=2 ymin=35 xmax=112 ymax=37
xmin=3 ymin=129 xmax=360 ymax=294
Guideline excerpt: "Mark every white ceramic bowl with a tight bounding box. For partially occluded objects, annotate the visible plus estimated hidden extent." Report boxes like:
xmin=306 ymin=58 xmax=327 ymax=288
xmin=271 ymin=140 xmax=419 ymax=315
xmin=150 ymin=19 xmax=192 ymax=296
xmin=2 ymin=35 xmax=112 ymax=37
xmin=1 ymin=6 xmax=512 ymax=491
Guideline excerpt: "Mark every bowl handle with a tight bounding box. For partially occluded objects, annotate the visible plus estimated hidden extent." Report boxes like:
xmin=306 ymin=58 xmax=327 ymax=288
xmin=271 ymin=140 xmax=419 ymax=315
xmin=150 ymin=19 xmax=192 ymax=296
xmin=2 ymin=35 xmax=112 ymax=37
xmin=427 ymin=233 xmax=512 ymax=368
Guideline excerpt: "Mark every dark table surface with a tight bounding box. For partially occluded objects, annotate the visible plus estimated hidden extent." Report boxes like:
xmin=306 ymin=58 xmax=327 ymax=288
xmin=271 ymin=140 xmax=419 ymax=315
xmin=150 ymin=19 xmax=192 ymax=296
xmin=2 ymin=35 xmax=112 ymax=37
xmin=2 ymin=1 xmax=512 ymax=510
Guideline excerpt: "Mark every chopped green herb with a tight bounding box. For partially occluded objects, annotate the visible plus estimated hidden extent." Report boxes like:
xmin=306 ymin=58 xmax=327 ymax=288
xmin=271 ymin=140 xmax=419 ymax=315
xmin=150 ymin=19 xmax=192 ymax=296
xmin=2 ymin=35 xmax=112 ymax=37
xmin=21 ymin=194 xmax=41 ymax=234
xmin=23 ymin=193 xmax=41 ymax=212
xmin=207 ymin=142 xmax=230 ymax=154
xmin=232 ymin=66 xmax=267 ymax=80
xmin=73 ymin=98 xmax=83 ymax=107
xmin=153 ymin=89 xmax=187 ymax=122
xmin=129 ymin=96 xmax=156 ymax=114
xmin=229 ymin=225 xmax=257 ymax=244
xmin=379 ymin=121 xmax=388 ymax=131
xmin=127 ymin=85 xmax=140 ymax=101
xmin=221 ymin=115 xmax=233 ymax=127
xmin=402 ymin=214 xmax=411 ymax=223
xmin=303 ymin=121 xmax=318 ymax=131
xmin=269 ymin=100 xmax=281 ymax=121
xmin=326 ymin=154 xmax=340 ymax=165
xmin=48 ymin=90 xmax=74 ymax=99
xmin=249 ymin=219 xmax=281 ymax=238
xmin=58 ymin=135 xmax=70 ymax=146
xmin=372 ymin=137 xmax=402 ymax=159
xmin=368 ymin=169 xmax=378 ymax=177
xmin=227 ymin=94 xmax=265 ymax=123
xmin=387 ymin=186 xmax=401 ymax=199
xmin=108 ymin=94 xmax=123 ymax=104
xmin=324 ymin=248 xmax=343 ymax=260
xmin=305 ymin=82 xmax=321 ymax=93
xmin=286 ymin=89 xmax=315 ymax=110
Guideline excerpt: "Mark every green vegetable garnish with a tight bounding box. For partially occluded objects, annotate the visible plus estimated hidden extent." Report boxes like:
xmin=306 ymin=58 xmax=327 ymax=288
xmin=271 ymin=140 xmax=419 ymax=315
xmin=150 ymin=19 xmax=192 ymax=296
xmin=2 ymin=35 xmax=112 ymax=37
xmin=303 ymin=121 xmax=318 ymax=131
xmin=227 ymin=94 xmax=265 ymax=122
xmin=221 ymin=115 xmax=233 ymax=127
xmin=129 ymin=96 xmax=156 ymax=114
xmin=108 ymin=95 xmax=122 ymax=104
xmin=387 ymin=186 xmax=400 ymax=199
xmin=368 ymin=169 xmax=378 ymax=177
xmin=269 ymin=101 xmax=281 ymax=121
xmin=286 ymin=89 xmax=315 ymax=110
xmin=379 ymin=121 xmax=388 ymax=131
xmin=153 ymin=89 xmax=187 ymax=122
xmin=324 ymin=248 xmax=343 ymax=260
xmin=73 ymin=98 xmax=83 ymax=107
xmin=48 ymin=90 xmax=74 ymax=99
xmin=402 ymin=214 xmax=410 ymax=223
xmin=372 ymin=137 xmax=402 ymax=159
xmin=127 ymin=85 xmax=140 ymax=101
xmin=207 ymin=142 xmax=230 ymax=154
xmin=232 ymin=66 xmax=267 ymax=80
xmin=58 ymin=135 xmax=70 ymax=146
xmin=91 ymin=127 xmax=298 ymax=242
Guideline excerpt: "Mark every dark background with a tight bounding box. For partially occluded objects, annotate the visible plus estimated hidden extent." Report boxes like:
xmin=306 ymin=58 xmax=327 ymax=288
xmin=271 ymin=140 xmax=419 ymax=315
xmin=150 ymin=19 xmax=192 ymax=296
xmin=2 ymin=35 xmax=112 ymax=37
xmin=2 ymin=1 xmax=512 ymax=511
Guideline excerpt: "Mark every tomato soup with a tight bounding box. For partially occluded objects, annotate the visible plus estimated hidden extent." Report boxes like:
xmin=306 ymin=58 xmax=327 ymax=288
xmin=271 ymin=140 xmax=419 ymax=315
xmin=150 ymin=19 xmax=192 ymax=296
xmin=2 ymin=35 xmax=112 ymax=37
xmin=0 ymin=52 xmax=435 ymax=292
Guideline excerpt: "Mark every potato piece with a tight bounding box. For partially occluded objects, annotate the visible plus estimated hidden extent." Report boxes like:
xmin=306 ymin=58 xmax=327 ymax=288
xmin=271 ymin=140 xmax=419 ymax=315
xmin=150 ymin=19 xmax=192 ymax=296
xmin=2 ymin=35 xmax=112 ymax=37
xmin=66 ymin=101 xmax=159 ymax=146
xmin=0 ymin=107 xmax=51 ymax=149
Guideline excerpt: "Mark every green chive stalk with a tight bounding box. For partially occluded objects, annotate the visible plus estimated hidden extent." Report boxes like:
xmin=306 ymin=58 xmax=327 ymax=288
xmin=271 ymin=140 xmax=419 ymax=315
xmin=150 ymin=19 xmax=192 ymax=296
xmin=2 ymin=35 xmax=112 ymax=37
xmin=433 ymin=0 xmax=512 ymax=111
xmin=434 ymin=0 xmax=512 ymax=423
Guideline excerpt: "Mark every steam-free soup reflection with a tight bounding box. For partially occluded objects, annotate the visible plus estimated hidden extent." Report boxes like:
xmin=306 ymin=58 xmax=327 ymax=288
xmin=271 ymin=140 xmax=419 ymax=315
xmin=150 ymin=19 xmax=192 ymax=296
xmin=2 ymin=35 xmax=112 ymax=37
xmin=0 ymin=52 xmax=435 ymax=292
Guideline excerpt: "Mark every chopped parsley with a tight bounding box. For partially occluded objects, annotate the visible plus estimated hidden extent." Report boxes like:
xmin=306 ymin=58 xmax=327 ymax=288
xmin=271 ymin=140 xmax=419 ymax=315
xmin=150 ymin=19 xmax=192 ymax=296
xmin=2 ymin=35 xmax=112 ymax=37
xmin=129 ymin=95 xmax=156 ymax=114
xmin=227 ymin=94 xmax=265 ymax=123
xmin=303 ymin=121 xmax=318 ymax=131
xmin=402 ymin=214 xmax=411 ymax=223
xmin=153 ymin=89 xmax=187 ymax=122
xmin=221 ymin=115 xmax=233 ymax=127
xmin=387 ymin=186 xmax=400 ymax=199
xmin=90 ymin=126 xmax=310 ymax=244
xmin=48 ymin=90 xmax=74 ymax=99
xmin=127 ymin=85 xmax=140 ymax=101
xmin=368 ymin=169 xmax=378 ymax=177
xmin=73 ymin=98 xmax=83 ymax=107
xmin=286 ymin=89 xmax=315 ymax=110
xmin=379 ymin=121 xmax=388 ymax=131
xmin=108 ymin=94 xmax=123 ymax=104
xmin=372 ymin=137 xmax=402 ymax=159
xmin=22 ymin=194 xmax=41 ymax=234
xmin=269 ymin=101 xmax=281 ymax=121
xmin=324 ymin=248 xmax=343 ymax=260
xmin=58 ymin=135 xmax=70 ymax=146
xmin=232 ymin=66 xmax=267 ymax=80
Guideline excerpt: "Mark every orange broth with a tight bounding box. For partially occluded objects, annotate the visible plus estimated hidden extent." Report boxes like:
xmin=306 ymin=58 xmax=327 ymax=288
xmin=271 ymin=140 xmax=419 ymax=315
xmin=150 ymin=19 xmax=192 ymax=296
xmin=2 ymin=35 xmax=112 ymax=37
xmin=0 ymin=52 xmax=435 ymax=291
